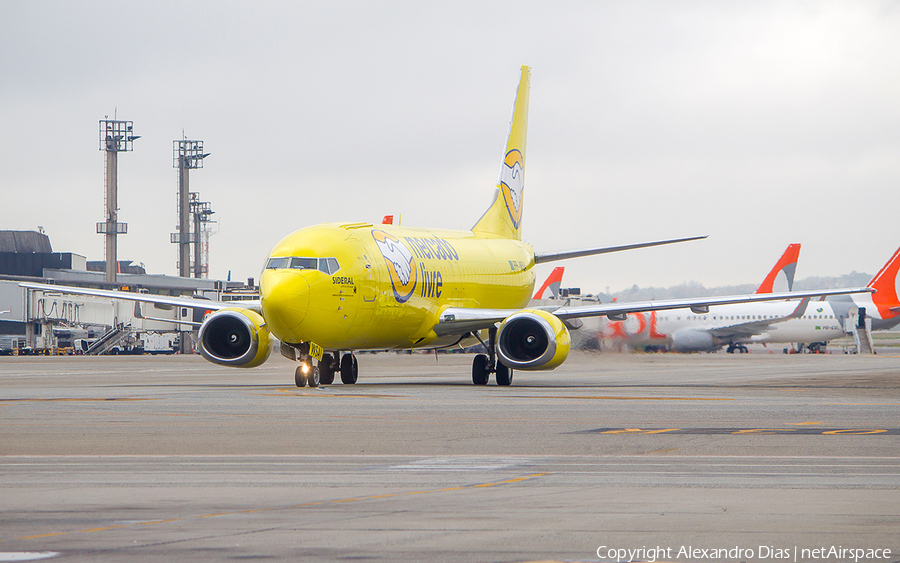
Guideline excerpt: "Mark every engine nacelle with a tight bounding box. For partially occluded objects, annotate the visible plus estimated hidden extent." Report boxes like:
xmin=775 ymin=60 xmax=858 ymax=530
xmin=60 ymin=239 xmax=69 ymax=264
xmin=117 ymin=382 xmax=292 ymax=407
xmin=671 ymin=328 xmax=716 ymax=353
xmin=198 ymin=308 xmax=272 ymax=368
xmin=496 ymin=309 xmax=570 ymax=370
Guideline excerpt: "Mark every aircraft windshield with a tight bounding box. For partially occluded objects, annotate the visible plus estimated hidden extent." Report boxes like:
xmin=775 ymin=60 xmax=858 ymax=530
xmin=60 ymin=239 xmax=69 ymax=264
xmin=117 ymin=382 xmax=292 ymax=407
xmin=265 ymin=257 xmax=340 ymax=274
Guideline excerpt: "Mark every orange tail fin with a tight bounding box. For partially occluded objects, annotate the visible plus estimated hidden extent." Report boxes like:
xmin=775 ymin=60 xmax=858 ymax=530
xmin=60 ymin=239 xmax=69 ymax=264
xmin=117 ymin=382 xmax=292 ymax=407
xmin=868 ymin=246 xmax=900 ymax=319
xmin=756 ymin=243 xmax=801 ymax=294
xmin=533 ymin=267 xmax=564 ymax=299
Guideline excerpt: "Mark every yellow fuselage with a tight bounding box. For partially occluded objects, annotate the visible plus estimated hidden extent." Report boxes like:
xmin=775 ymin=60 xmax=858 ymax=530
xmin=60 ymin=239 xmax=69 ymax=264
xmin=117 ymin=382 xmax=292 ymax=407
xmin=259 ymin=223 xmax=535 ymax=350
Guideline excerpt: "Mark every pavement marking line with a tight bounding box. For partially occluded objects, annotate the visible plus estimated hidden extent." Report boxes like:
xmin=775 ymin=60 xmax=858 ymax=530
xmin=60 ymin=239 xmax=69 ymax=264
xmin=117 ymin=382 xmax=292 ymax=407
xmin=0 ymin=398 xmax=155 ymax=403
xmin=822 ymin=402 xmax=900 ymax=406
xmin=578 ymin=427 xmax=899 ymax=435
xmin=264 ymin=389 xmax=409 ymax=399
xmin=3 ymin=472 xmax=550 ymax=543
xmin=600 ymin=428 xmax=681 ymax=434
xmin=0 ymin=553 xmax=60 ymax=562
xmin=510 ymin=395 xmax=735 ymax=401
xmin=732 ymin=428 xmax=797 ymax=434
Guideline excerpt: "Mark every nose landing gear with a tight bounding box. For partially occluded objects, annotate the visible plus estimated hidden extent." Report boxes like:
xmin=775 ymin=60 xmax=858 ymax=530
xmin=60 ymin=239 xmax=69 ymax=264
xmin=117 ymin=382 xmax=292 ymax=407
xmin=294 ymin=360 xmax=319 ymax=388
xmin=292 ymin=349 xmax=357 ymax=387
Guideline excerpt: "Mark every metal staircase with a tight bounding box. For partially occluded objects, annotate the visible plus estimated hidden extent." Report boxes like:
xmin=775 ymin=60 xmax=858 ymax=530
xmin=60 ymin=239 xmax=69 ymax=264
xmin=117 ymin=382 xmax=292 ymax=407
xmin=86 ymin=323 xmax=130 ymax=355
xmin=845 ymin=307 xmax=876 ymax=355
xmin=855 ymin=322 xmax=876 ymax=355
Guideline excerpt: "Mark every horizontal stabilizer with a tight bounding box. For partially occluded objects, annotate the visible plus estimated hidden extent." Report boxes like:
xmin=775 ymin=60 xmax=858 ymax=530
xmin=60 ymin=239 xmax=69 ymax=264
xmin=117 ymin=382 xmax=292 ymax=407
xmin=534 ymin=235 xmax=707 ymax=264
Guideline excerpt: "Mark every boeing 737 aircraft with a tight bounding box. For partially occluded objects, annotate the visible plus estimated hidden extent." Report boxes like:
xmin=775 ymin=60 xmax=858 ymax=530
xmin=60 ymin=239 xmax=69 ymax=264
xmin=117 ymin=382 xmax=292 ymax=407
xmin=22 ymin=67 xmax=874 ymax=386
xmin=586 ymin=243 xmax=803 ymax=352
xmin=591 ymin=245 xmax=900 ymax=353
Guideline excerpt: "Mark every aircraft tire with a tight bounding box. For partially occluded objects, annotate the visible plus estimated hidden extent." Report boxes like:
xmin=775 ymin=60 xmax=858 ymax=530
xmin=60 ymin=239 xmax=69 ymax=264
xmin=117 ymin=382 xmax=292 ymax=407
xmin=340 ymin=353 xmax=358 ymax=384
xmin=472 ymin=354 xmax=489 ymax=385
xmin=496 ymin=362 xmax=513 ymax=386
xmin=320 ymin=353 xmax=335 ymax=385
xmin=294 ymin=365 xmax=307 ymax=387
xmin=307 ymin=366 xmax=320 ymax=388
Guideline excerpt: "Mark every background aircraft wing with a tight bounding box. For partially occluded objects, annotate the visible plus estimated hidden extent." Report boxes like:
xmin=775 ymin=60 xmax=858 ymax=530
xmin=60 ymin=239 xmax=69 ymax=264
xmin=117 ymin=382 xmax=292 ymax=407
xmin=434 ymin=288 xmax=871 ymax=336
xmin=19 ymin=282 xmax=259 ymax=313
xmin=703 ymin=297 xmax=810 ymax=339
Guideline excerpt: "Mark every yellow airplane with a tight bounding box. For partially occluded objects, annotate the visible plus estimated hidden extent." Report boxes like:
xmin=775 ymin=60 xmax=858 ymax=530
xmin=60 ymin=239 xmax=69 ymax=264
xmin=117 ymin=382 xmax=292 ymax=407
xmin=22 ymin=66 xmax=873 ymax=387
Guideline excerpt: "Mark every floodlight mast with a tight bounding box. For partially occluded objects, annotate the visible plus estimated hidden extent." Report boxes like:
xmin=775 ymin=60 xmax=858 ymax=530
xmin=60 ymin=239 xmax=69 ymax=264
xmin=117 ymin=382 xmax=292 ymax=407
xmin=171 ymin=140 xmax=209 ymax=278
xmin=190 ymin=196 xmax=216 ymax=279
xmin=97 ymin=119 xmax=137 ymax=284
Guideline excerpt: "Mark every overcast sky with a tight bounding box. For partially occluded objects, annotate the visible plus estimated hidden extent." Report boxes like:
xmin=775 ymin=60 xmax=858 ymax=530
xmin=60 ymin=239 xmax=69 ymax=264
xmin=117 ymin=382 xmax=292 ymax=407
xmin=2 ymin=1 xmax=898 ymax=292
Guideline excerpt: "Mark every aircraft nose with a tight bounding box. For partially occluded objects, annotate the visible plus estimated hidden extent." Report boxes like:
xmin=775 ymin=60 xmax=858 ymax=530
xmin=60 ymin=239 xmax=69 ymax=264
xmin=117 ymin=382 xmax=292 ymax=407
xmin=260 ymin=269 xmax=310 ymax=342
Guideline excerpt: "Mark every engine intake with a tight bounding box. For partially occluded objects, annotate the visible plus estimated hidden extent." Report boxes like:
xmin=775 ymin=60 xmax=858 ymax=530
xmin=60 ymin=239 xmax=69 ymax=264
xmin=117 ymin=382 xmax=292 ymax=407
xmin=198 ymin=308 xmax=272 ymax=368
xmin=496 ymin=309 xmax=570 ymax=370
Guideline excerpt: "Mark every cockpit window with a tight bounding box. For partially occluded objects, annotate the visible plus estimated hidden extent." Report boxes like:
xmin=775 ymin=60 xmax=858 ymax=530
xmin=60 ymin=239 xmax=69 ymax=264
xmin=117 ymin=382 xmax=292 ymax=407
xmin=265 ymin=256 xmax=340 ymax=274
xmin=265 ymin=257 xmax=291 ymax=270
xmin=290 ymin=257 xmax=318 ymax=270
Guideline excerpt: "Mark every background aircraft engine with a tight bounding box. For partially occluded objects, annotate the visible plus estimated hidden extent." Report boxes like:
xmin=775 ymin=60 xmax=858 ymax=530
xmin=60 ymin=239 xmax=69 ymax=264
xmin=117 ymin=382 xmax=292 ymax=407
xmin=198 ymin=308 xmax=272 ymax=368
xmin=496 ymin=309 xmax=570 ymax=370
xmin=671 ymin=328 xmax=717 ymax=353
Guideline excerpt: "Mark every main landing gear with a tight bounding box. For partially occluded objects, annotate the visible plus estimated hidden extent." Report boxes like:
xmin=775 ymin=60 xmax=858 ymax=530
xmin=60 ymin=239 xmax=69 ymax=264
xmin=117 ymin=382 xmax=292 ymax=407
xmin=471 ymin=327 xmax=514 ymax=386
xmin=726 ymin=344 xmax=749 ymax=354
xmin=294 ymin=351 xmax=358 ymax=387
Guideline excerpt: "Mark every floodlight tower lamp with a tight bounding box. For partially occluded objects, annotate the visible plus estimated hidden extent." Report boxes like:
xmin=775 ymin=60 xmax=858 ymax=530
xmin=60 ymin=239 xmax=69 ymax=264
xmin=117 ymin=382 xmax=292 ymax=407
xmin=97 ymin=118 xmax=135 ymax=284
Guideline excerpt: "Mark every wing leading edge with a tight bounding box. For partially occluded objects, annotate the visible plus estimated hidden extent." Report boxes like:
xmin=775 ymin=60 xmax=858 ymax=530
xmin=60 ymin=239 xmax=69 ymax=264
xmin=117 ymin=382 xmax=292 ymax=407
xmin=434 ymin=287 xmax=872 ymax=337
xmin=19 ymin=282 xmax=259 ymax=313
xmin=534 ymin=235 xmax=707 ymax=264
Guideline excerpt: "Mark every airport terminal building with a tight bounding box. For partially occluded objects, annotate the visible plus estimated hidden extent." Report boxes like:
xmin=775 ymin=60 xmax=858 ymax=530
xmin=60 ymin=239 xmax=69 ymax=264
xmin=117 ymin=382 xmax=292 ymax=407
xmin=0 ymin=230 xmax=252 ymax=355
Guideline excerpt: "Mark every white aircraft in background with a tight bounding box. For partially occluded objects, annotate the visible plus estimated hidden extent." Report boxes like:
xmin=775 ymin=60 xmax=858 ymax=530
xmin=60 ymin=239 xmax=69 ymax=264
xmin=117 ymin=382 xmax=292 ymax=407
xmin=585 ymin=244 xmax=899 ymax=353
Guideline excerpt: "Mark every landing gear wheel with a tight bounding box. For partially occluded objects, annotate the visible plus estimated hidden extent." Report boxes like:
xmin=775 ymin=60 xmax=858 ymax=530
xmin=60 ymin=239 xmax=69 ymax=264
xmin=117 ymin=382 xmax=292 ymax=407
xmin=472 ymin=354 xmax=489 ymax=385
xmin=340 ymin=353 xmax=358 ymax=384
xmin=739 ymin=345 xmax=749 ymax=354
xmin=726 ymin=345 xmax=736 ymax=354
xmin=495 ymin=362 xmax=513 ymax=386
xmin=319 ymin=353 xmax=335 ymax=385
xmin=307 ymin=365 xmax=320 ymax=388
xmin=295 ymin=365 xmax=307 ymax=387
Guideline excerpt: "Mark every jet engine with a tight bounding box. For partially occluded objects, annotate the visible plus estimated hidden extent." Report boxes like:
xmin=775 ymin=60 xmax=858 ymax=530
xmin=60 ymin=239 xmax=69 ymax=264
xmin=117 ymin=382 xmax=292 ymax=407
xmin=496 ymin=309 xmax=570 ymax=370
xmin=671 ymin=328 xmax=716 ymax=353
xmin=198 ymin=308 xmax=272 ymax=368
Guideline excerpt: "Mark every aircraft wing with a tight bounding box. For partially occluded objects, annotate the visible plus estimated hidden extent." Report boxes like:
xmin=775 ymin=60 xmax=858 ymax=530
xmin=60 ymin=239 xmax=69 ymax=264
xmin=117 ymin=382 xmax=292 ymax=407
xmin=435 ymin=287 xmax=872 ymax=336
xmin=19 ymin=282 xmax=260 ymax=313
xmin=534 ymin=235 xmax=707 ymax=264
xmin=702 ymin=297 xmax=810 ymax=339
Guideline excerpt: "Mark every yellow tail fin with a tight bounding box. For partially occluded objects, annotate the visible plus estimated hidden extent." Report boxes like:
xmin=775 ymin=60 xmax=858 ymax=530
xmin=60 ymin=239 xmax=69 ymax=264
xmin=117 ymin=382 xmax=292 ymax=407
xmin=473 ymin=65 xmax=530 ymax=240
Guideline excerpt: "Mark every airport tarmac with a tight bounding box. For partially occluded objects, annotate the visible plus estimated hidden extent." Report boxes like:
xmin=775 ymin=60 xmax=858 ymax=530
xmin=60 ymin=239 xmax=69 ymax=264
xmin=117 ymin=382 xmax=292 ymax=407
xmin=1 ymin=351 xmax=898 ymax=562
